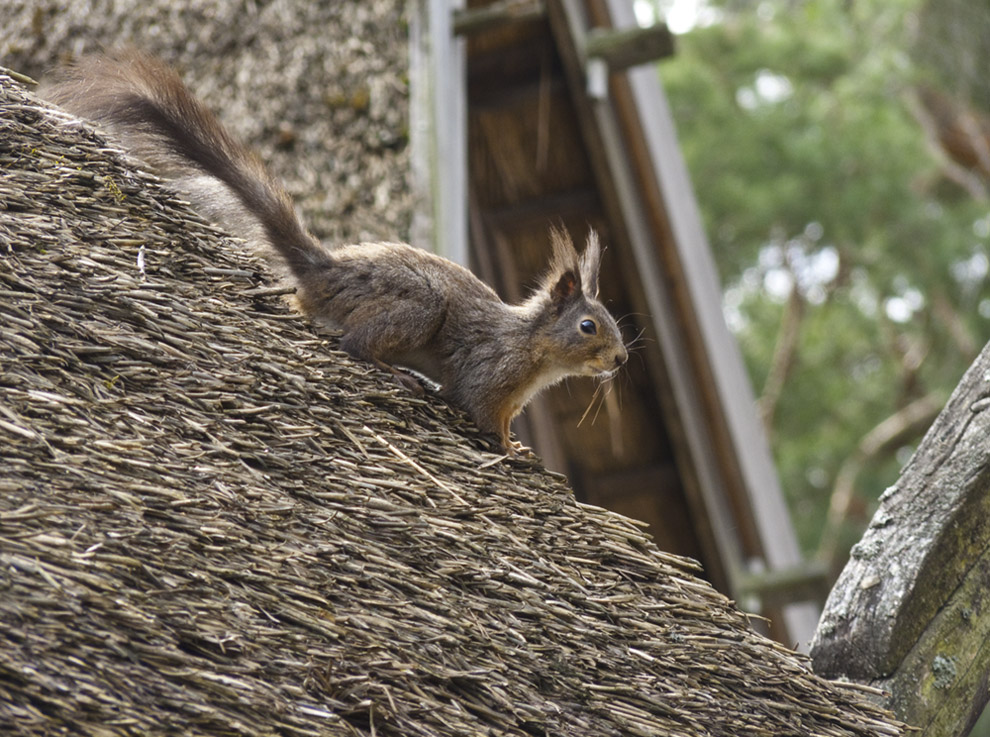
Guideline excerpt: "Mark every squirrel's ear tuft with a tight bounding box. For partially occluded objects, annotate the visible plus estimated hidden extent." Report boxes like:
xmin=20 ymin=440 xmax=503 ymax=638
xmin=548 ymin=226 xmax=581 ymax=275
xmin=580 ymin=230 xmax=602 ymax=297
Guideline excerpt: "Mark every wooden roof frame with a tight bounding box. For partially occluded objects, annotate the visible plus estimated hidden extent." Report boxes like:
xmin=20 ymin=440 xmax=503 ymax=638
xmin=410 ymin=0 xmax=821 ymax=646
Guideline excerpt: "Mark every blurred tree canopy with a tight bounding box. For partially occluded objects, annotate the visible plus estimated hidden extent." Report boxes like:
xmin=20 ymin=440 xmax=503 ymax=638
xmin=648 ymin=0 xmax=990 ymax=564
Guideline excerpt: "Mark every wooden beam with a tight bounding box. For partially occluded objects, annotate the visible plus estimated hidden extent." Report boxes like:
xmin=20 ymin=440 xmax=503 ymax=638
xmin=736 ymin=561 xmax=830 ymax=611
xmin=467 ymin=74 xmax=566 ymax=111
xmin=453 ymin=0 xmax=546 ymax=36
xmin=585 ymin=23 xmax=675 ymax=71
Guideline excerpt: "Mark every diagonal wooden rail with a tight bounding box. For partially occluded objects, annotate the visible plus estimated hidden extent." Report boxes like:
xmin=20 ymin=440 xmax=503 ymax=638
xmin=546 ymin=0 xmax=822 ymax=646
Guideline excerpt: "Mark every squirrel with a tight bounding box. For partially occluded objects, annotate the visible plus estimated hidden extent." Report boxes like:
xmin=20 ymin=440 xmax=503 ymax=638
xmin=44 ymin=51 xmax=628 ymax=454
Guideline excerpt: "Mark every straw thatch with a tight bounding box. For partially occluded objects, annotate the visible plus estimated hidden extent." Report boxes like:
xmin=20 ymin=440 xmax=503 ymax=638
xmin=0 ymin=70 xmax=907 ymax=737
xmin=0 ymin=0 xmax=413 ymax=248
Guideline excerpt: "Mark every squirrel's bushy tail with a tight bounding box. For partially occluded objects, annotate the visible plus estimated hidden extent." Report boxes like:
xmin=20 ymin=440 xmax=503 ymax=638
xmin=45 ymin=50 xmax=326 ymax=277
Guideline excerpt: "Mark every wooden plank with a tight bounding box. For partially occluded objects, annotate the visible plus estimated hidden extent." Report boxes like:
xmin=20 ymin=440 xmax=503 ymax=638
xmin=600 ymin=0 xmax=819 ymax=646
xmin=467 ymin=74 xmax=566 ymax=111
xmin=736 ymin=561 xmax=830 ymax=611
xmin=466 ymin=24 xmax=559 ymax=95
xmin=408 ymin=0 xmax=469 ymax=265
xmin=546 ymin=0 xmax=820 ymax=646
xmin=482 ymin=187 xmax=600 ymax=226
xmin=453 ymin=0 xmax=546 ymax=36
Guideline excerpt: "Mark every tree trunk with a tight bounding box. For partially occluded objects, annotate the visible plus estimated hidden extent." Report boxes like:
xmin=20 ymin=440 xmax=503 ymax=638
xmin=811 ymin=341 xmax=990 ymax=736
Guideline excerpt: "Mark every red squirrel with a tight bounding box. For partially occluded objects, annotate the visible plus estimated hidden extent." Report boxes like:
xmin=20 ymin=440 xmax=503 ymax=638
xmin=45 ymin=51 xmax=628 ymax=453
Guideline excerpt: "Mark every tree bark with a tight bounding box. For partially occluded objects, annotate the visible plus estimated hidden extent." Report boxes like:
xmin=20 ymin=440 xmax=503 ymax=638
xmin=811 ymin=341 xmax=990 ymax=736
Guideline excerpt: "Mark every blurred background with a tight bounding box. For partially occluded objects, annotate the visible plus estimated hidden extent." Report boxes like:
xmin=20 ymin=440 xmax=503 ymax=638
xmin=641 ymin=0 xmax=990 ymax=567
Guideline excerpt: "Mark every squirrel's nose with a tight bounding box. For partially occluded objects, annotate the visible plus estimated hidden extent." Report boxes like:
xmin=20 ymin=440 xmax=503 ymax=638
xmin=614 ymin=349 xmax=628 ymax=368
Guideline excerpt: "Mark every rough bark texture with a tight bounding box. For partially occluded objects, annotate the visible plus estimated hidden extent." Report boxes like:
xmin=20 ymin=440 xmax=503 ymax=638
xmin=811 ymin=341 xmax=990 ymax=736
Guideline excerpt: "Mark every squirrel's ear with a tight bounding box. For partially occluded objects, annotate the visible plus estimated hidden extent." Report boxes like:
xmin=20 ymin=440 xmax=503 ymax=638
xmin=550 ymin=270 xmax=580 ymax=304
xmin=580 ymin=230 xmax=602 ymax=297
xmin=547 ymin=227 xmax=583 ymax=305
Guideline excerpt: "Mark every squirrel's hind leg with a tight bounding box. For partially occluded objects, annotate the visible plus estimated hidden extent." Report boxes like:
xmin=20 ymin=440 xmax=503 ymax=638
xmin=337 ymin=317 xmax=439 ymax=396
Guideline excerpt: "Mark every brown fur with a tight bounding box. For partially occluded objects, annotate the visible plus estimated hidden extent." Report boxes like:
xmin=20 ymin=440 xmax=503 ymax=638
xmin=45 ymin=51 xmax=628 ymax=452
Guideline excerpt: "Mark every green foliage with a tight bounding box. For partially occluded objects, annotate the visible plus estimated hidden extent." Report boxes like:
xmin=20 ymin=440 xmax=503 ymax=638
xmin=657 ymin=0 xmax=990 ymax=555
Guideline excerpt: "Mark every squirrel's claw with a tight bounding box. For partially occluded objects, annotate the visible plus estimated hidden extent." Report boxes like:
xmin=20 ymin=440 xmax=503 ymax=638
xmin=374 ymin=359 xmax=426 ymax=396
xmin=506 ymin=439 xmax=531 ymax=456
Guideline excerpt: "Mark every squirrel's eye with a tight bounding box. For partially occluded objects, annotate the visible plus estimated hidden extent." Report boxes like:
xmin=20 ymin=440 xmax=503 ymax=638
xmin=580 ymin=319 xmax=597 ymax=335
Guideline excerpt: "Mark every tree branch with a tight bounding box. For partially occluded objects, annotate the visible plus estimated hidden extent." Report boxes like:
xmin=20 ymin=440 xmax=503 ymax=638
xmin=757 ymin=281 xmax=805 ymax=438
xmin=933 ymin=290 xmax=979 ymax=361
xmin=905 ymin=88 xmax=989 ymax=201
xmin=816 ymin=391 xmax=945 ymax=568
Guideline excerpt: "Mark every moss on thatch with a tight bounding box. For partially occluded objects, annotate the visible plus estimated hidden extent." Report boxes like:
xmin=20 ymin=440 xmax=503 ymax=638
xmin=0 ymin=72 xmax=905 ymax=737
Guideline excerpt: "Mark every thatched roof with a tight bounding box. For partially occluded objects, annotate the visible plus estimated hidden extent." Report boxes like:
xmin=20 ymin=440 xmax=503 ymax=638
xmin=0 ymin=70 xmax=906 ymax=736
xmin=0 ymin=0 xmax=413 ymax=247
